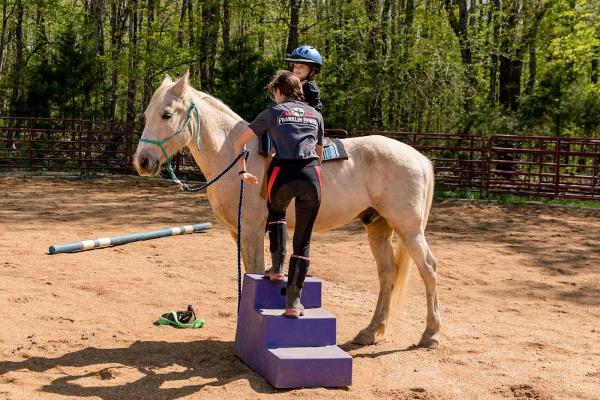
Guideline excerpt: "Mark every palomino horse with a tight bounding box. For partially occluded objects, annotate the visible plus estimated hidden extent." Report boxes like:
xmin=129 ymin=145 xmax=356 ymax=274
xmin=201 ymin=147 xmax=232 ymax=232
xmin=134 ymin=71 xmax=440 ymax=348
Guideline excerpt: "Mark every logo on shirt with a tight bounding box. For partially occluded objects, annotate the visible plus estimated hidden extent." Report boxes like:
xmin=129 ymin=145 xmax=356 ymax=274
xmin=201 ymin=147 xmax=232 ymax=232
xmin=277 ymin=106 xmax=318 ymax=126
xmin=281 ymin=109 xmax=315 ymax=118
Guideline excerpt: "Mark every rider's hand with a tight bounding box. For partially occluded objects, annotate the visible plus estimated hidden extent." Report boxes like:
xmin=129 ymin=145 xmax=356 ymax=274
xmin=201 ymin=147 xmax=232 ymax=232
xmin=240 ymin=172 xmax=258 ymax=185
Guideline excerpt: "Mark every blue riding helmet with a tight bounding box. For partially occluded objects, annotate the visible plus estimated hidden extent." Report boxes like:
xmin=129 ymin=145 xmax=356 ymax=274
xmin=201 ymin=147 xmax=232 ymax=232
xmin=286 ymin=45 xmax=323 ymax=69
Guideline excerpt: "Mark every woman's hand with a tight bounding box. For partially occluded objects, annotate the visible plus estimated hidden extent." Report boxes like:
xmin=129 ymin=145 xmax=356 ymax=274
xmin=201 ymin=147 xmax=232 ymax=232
xmin=240 ymin=172 xmax=258 ymax=185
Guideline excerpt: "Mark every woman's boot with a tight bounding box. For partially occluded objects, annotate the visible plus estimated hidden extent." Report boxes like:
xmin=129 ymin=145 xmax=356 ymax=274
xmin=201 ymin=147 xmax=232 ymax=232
xmin=264 ymin=221 xmax=287 ymax=281
xmin=284 ymin=256 xmax=309 ymax=318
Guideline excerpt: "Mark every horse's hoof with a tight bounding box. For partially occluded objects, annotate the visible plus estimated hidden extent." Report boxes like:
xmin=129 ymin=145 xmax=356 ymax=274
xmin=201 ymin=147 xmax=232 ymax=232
xmin=418 ymin=333 xmax=440 ymax=349
xmin=353 ymin=329 xmax=376 ymax=345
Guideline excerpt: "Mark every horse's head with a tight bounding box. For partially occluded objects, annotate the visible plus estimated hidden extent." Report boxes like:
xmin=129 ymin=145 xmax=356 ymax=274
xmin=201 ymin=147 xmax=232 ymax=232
xmin=134 ymin=71 xmax=196 ymax=176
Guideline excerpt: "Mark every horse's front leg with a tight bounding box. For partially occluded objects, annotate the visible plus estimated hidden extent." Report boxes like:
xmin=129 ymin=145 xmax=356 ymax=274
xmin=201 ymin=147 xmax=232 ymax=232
xmin=229 ymin=224 xmax=265 ymax=274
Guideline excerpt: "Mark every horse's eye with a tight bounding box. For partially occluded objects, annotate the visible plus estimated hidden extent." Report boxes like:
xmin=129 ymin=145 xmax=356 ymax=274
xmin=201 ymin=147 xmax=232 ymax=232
xmin=162 ymin=112 xmax=172 ymax=119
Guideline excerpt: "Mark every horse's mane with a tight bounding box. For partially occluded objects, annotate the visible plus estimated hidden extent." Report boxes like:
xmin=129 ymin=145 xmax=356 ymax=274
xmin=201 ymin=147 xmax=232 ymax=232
xmin=190 ymin=88 xmax=244 ymax=122
xmin=147 ymin=82 xmax=243 ymax=123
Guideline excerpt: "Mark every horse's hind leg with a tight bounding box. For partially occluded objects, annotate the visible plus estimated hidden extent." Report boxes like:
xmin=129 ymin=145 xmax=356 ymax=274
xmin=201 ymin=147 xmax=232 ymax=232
xmin=354 ymin=216 xmax=396 ymax=345
xmin=395 ymin=225 xmax=440 ymax=348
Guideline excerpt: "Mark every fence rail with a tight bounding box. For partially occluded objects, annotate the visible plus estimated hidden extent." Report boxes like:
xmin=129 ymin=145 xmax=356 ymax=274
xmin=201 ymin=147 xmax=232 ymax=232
xmin=1 ymin=117 xmax=598 ymax=200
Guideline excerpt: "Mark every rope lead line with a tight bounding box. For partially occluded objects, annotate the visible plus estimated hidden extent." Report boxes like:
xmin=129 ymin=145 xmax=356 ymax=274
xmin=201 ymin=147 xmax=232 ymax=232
xmin=138 ymin=100 xmax=249 ymax=315
xmin=165 ymin=149 xmax=249 ymax=193
xmin=165 ymin=149 xmax=249 ymax=315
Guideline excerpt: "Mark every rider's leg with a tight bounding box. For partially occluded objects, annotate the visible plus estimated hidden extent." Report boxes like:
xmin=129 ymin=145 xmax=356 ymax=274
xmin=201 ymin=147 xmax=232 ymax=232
xmin=264 ymin=206 xmax=287 ymax=281
xmin=285 ymin=176 xmax=321 ymax=318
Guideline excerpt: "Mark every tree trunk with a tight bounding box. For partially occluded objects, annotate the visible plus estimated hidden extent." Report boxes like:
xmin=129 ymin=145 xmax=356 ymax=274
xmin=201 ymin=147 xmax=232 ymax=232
xmin=9 ymin=0 xmax=23 ymax=116
xmin=109 ymin=0 xmax=128 ymax=122
xmin=445 ymin=0 xmax=472 ymax=66
xmin=34 ymin=3 xmax=49 ymax=62
xmin=525 ymin=3 xmax=548 ymax=95
xmin=127 ymin=0 xmax=138 ymax=125
xmin=187 ymin=0 xmax=194 ymax=48
xmin=381 ymin=0 xmax=391 ymax=59
xmin=286 ymin=0 xmax=301 ymax=54
xmin=178 ymin=0 xmax=187 ymax=49
xmin=488 ymin=0 xmax=500 ymax=103
xmin=222 ymin=0 xmax=230 ymax=52
xmin=364 ymin=0 xmax=381 ymax=128
xmin=143 ymin=0 xmax=155 ymax=109
xmin=90 ymin=0 xmax=105 ymax=56
xmin=187 ymin=0 xmax=195 ymax=78
xmin=0 ymin=0 xmax=9 ymax=77
xmin=468 ymin=0 xmax=477 ymax=28
xmin=258 ymin=16 xmax=265 ymax=52
xmin=388 ymin=0 xmax=398 ymax=129
xmin=199 ymin=0 xmax=220 ymax=90
xmin=445 ymin=0 xmax=474 ymax=127
xmin=405 ymin=0 xmax=415 ymax=29
xmin=498 ymin=1 xmax=525 ymax=110
xmin=402 ymin=0 xmax=415 ymax=59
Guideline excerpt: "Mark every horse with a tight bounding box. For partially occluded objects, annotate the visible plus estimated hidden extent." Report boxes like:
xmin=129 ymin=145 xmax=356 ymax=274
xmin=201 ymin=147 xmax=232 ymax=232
xmin=133 ymin=71 xmax=440 ymax=348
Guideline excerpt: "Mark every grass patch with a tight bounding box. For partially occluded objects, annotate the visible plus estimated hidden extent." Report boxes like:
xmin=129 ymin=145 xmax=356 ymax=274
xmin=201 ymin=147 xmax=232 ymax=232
xmin=435 ymin=188 xmax=600 ymax=209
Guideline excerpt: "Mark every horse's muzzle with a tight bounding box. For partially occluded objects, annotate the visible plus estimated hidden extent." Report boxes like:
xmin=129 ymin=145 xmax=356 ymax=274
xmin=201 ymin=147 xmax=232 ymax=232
xmin=134 ymin=149 xmax=161 ymax=177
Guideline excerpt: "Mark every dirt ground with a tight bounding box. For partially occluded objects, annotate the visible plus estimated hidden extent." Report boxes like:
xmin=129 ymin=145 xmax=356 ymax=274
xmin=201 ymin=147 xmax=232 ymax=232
xmin=0 ymin=177 xmax=599 ymax=400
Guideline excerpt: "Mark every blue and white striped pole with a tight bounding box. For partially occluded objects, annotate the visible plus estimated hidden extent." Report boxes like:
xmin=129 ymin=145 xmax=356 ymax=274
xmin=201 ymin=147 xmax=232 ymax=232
xmin=48 ymin=222 xmax=212 ymax=255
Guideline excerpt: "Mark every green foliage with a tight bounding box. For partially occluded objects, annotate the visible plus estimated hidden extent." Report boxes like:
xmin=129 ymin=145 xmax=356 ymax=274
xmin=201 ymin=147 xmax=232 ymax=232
xmin=24 ymin=25 xmax=104 ymax=118
xmin=212 ymin=38 xmax=279 ymax=121
xmin=0 ymin=0 xmax=598 ymax=137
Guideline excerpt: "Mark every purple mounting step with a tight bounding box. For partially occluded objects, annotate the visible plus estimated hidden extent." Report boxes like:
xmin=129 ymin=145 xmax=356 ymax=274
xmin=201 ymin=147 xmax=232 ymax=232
xmin=258 ymin=308 xmax=337 ymax=348
xmin=241 ymin=273 xmax=321 ymax=309
xmin=265 ymin=346 xmax=352 ymax=388
xmin=234 ymin=273 xmax=352 ymax=388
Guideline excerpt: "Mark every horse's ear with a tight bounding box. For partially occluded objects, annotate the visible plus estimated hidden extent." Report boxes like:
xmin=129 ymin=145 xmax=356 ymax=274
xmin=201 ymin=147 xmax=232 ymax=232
xmin=169 ymin=70 xmax=189 ymax=98
xmin=162 ymin=74 xmax=173 ymax=85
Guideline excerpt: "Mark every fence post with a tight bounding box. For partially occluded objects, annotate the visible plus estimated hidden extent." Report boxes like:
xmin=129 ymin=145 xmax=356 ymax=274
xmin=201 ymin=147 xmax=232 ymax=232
xmin=28 ymin=121 xmax=33 ymax=169
xmin=484 ymin=136 xmax=493 ymax=198
xmin=78 ymin=125 xmax=83 ymax=170
xmin=480 ymin=137 xmax=486 ymax=197
xmin=555 ymin=137 xmax=561 ymax=197
xmin=125 ymin=125 xmax=133 ymax=174
xmin=593 ymin=144 xmax=598 ymax=197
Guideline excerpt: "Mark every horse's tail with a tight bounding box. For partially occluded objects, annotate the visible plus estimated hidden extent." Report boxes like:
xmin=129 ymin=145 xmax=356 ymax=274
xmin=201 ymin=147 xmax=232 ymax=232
xmin=422 ymin=156 xmax=435 ymax=229
xmin=391 ymin=240 xmax=412 ymax=309
xmin=391 ymin=154 xmax=435 ymax=308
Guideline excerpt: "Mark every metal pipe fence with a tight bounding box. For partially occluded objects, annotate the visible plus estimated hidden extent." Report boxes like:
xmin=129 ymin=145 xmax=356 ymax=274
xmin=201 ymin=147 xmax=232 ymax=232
xmin=1 ymin=117 xmax=598 ymax=200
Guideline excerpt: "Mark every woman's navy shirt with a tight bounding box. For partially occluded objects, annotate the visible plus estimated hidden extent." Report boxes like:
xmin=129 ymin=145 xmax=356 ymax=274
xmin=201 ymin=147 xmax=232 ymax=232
xmin=248 ymin=100 xmax=324 ymax=160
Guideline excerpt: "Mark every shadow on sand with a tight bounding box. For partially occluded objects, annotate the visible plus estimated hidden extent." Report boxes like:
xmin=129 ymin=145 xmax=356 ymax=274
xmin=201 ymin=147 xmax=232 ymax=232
xmin=0 ymin=339 xmax=279 ymax=399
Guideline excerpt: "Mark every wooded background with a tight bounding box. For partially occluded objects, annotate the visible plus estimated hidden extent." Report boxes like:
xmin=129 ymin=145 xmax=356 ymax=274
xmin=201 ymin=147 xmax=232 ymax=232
xmin=0 ymin=0 xmax=598 ymax=136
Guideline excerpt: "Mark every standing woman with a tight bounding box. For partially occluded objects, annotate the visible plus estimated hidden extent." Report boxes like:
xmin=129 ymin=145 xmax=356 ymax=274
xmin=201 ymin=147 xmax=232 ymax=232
xmin=233 ymin=70 xmax=324 ymax=318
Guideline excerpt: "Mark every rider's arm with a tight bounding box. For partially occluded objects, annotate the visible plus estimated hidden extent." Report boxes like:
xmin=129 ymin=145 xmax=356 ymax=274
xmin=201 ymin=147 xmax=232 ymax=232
xmin=233 ymin=127 xmax=257 ymax=174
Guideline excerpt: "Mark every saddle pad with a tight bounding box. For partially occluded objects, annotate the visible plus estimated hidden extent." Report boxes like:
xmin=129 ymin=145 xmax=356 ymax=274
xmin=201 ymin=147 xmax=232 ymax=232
xmin=321 ymin=138 xmax=348 ymax=162
xmin=259 ymin=135 xmax=349 ymax=162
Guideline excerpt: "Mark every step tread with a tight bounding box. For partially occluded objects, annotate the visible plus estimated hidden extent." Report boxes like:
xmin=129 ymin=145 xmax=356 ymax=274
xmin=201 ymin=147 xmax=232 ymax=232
xmin=268 ymin=345 xmax=351 ymax=360
xmin=247 ymin=273 xmax=321 ymax=283
xmin=259 ymin=308 xmax=335 ymax=319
